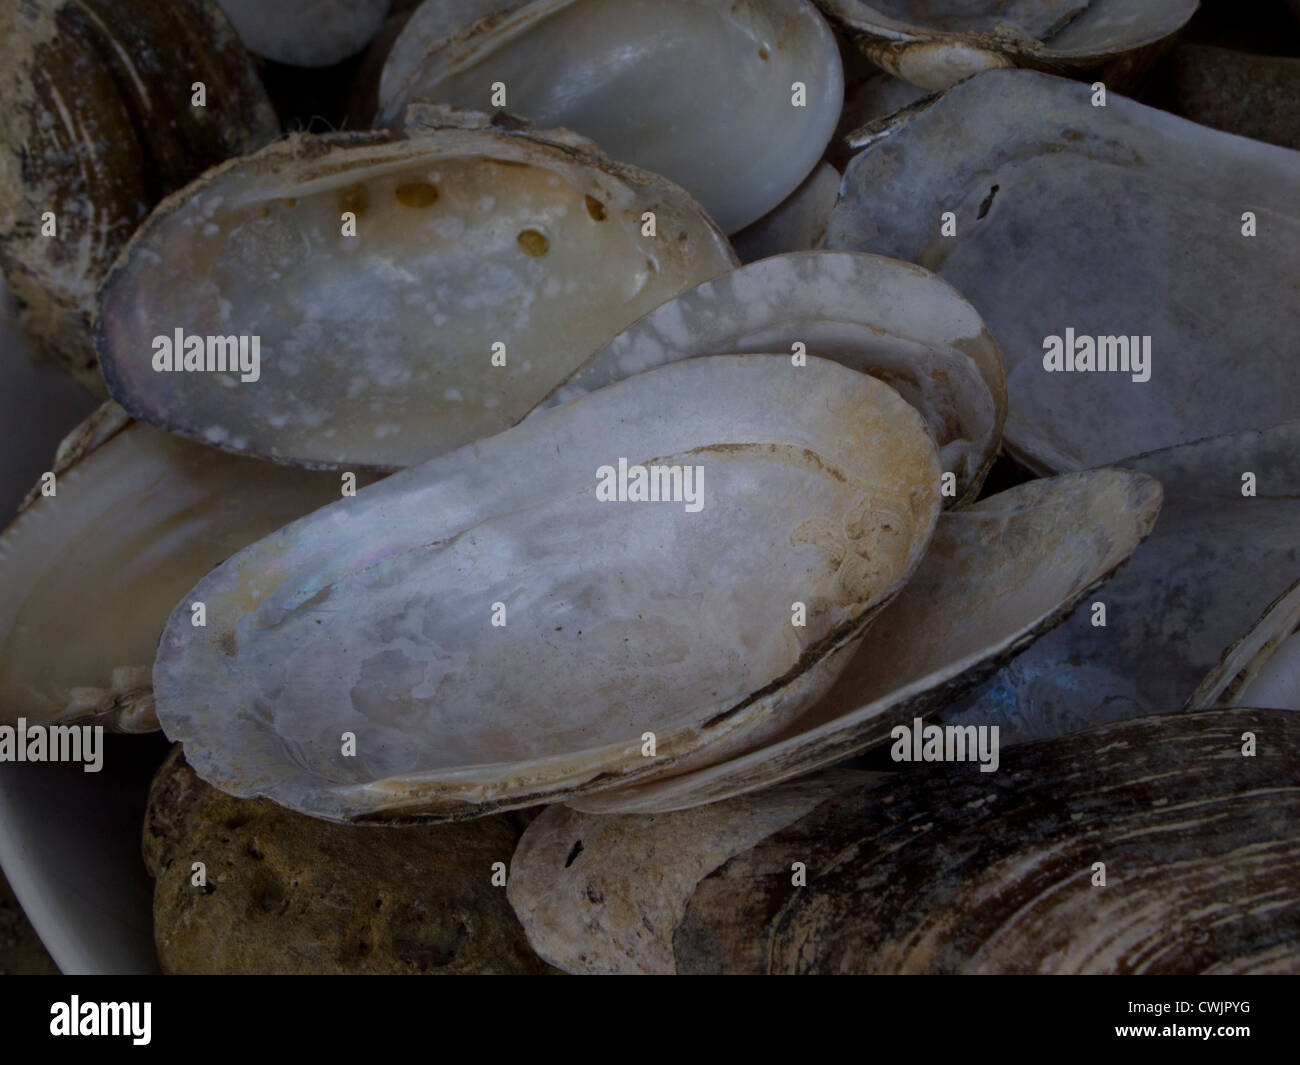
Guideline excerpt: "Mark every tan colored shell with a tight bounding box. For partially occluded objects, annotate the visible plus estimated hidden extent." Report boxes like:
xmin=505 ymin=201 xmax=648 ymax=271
xmin=507 ymin=771 xmax=875 ymax=973
xmin=0 ymin=0 xmax=279 ymax=393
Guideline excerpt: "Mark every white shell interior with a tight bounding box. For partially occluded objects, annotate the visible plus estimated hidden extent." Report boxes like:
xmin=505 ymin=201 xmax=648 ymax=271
xmin=0 ymin=423 xmax=345 ymax=726
xmin=572 ymin=467 xmax=1160 ymax=813
xmin=153 ymin=356 xmax=941 ymax=822
xmin=829 ymin=70 xmax=1300 ymax=472
xmin=378 ymin=0 xmax=844 ymax=233
xmin=98 ymin=130 xmax=735 ymax=470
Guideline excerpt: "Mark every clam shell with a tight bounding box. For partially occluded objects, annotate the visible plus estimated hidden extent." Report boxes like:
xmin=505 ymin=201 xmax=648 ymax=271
xmin=96 ymin=121 xmax=736 ymax=470
xmin=815 ymin=1 xmax=1197 ymax=90
xmin=679 ymin=709 xmax=1300 ymax=973
xmin=538 ymin=251 xmax=1005 ymax=504
xmin=515 ymin=710 xmax=1300 ymax=973
xmin=144 ymin=746 xmax=556 ymax=973
xmin=152 ymin=356 xmax=941 ymax=823
xmin=376 ymin=0 xmax=845 ymax=233
xmin=571 ymin=466 xmax=1160 ymax=814
xmin=507 ymin=771 xmax=874 ymax=974
xmin=215 ymin=0 xmax=392 ymax=67
xmin=942 ymin=423 xmax=1300 ymax=743
xmin=0 ymin=406 xmax=350 ymax=730
xmin=0 ymin=0 xmax=279 ymax=394
xmin=829 ymin=69 xmax=1300 ymax=473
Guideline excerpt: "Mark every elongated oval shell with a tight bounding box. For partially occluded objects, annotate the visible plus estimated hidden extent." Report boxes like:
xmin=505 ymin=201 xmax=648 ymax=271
xmin=0 ymin=408 xmax=349 ymax=730
xmin=829 ymin=70 xmax=1300 ymax=473
xmin=942 ymin=423 xmax=1300 ymax=744
xmin=153 ymin=356 xmax=942 ymax=823
xmin=679 ymin=709 xmax=1300 ymax=973
xmin=572 ymin=467 xmax=1160 ymax=814
xmin=97 ymin=123 xmax=736 ymax=469
xmin=539 ymin=251 xmax=1005 ymax=504
xmin=518 ymin=710 xmax=1300 ymax=973
xmin=377 ymin=0 xmax=844 ymax=233
xmin=816 ymin=1 xmax=1197 ymax=90
xmin=145 ymin=746 xmax=555 ymax=973
xmin=0 ymin=0 xmax=279 ymax=394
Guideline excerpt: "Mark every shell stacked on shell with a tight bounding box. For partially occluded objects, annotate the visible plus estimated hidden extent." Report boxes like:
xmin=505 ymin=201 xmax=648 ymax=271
xmin=1 ymin=0 xmax=1297 ymax=975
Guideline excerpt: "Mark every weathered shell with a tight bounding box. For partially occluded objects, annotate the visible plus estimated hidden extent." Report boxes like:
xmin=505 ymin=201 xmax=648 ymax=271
xmin=0 ymin=0 xmax=279 ymax=394
xmin=1191 ymin=578 xmax=1300 ymax=712
xmin=96 ymin=120 xmax=736 ymax=470
xmin=152 ymin=356 xmax=941 ymax=822
xmin=516 ymin=710 xmax=1300 ymax=974
xmin=571 ymin=467 xmax=1160 ymax=815
xmin=815 ymin=0 xmax=1197 ymax=90
xmin=507 ymin=771 xmax=874 ymax=974
xmin=731 ymin=164 xmax=841 ymax=265
xmin=538 ymin=251 xmax=1005 ymax=504
xmin=215 ymin=0 xmax=392 ymax=67
xmin=376 ymin=0 xmax=844 ymax=233
xmin=829 ymin=70 xmax=1300 ymax=473
xmin=0 ymin=405 xmax=351 ymax=731
xmin=144 ymin=745 xmax=556 ymax=974
xmin=941 ymin=423 xmax=1300 ymax=744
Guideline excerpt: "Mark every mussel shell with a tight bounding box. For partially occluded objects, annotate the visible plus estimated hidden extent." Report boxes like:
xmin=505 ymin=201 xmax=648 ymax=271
xmin=513 ymin=710 xmax=1300 ymax=973
xmin=674 ymin=709 xmax=1300 ymax=973
xmin=571 ymin=466 xmax=1160 ymax=814
xmin=829 ymin=69 xmax=1300 ymax=473
xmin=152 ymin=356 xmax=941 ymax=823
xmin=96 ymin=121 xmax=736 ymax=470
xmin=377 ymin=0 xmax=844 ymax=233
xmin=0 ymin=0 xmax=279 ymax=394
xmin=507 ymin=771 xmax=874 ymax=973
xmin=0 ymin=406 xmax=350 ymax=730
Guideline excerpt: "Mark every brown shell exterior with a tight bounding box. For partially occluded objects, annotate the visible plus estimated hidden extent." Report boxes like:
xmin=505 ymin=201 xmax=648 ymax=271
xmin=675 ymin=709 xmax=1300 ymax=973
xmin=0 ymin=0 xmax=278 ymax=393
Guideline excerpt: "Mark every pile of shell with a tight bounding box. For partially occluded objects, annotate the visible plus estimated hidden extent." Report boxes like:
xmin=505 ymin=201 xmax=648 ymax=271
xmin=1 ymin=0 xmax=1296 ymax=974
